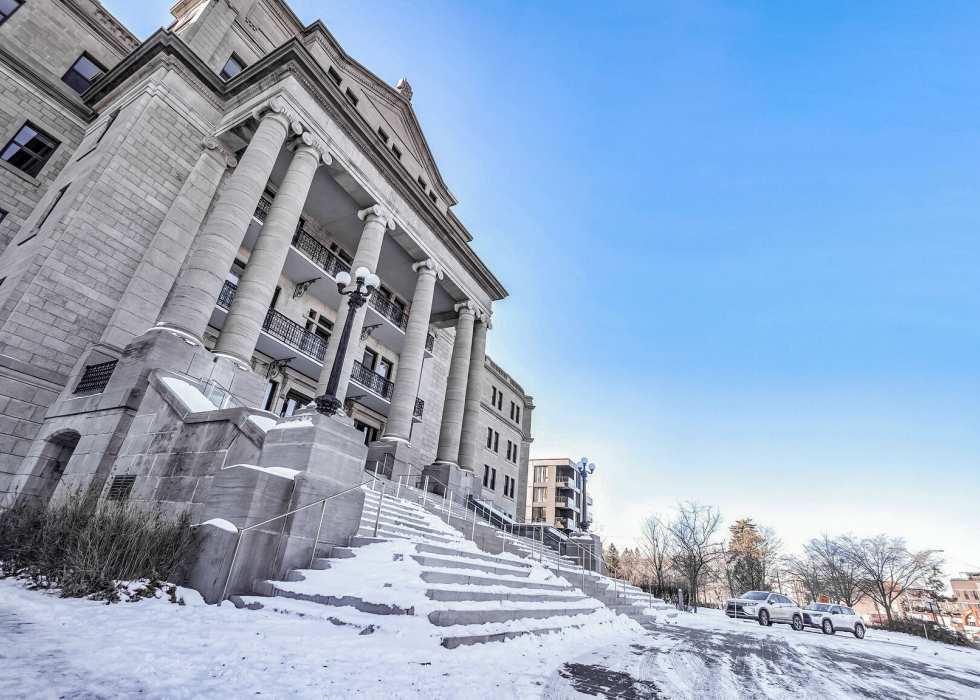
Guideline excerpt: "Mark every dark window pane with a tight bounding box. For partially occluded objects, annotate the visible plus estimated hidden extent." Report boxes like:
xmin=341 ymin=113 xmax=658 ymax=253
xmin=220 ymin=56 xmax=243 ymax=81
xmin=62 ymin=55 xmax=105 ymax=94
xmin=73 ymin=56 xmax=102 ymax=80
xmin=62 ymin=70 xmax=91 ymax=94
xmin=0 ymin=0 xmax=22 ymax=24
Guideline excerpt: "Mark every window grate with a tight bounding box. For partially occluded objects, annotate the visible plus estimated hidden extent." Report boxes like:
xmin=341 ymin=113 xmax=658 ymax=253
xmin=414 ymin=396 xmax=424 ymax=419
xmin=106 ymin=474 xmax=136 ymax=501
xmin=73 ymin=360 xmax=117 ymax=394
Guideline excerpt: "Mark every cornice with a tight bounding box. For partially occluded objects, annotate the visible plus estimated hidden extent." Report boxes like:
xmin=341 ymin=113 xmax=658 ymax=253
xmin=58 ymin=0 xmax=140 ymax=57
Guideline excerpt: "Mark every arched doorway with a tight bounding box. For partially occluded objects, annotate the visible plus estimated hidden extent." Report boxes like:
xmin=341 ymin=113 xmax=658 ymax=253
xmin=33 ymin=430 xmax=80 ymax=505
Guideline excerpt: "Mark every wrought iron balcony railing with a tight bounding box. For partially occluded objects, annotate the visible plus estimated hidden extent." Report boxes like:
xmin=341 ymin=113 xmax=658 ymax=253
xmin=217 ymin=281 xmax=326 ymax=362
xmin=414 ymin=396 xmax=424 ymax=419
xmin=368 ymin=291 xmax=409 ymax=332
xmin=253 ymin=197 xmax=270 ymax=223
xmin=425 ymin=332 xmax=435 ymax=353
xmin=351 ymin=360 xmax=394 ymax=401
xmin=73 ymin=360 xmax=118 ymax=394
xmin=291 ymin=229 xmax=351 ymax=280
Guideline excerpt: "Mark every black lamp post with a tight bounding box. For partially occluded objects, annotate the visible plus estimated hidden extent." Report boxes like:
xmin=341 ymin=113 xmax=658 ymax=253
xmin=576 ymin=457 xmax=595 ymax=531
xmin=314 ymin=266 xmax=379 ymax=416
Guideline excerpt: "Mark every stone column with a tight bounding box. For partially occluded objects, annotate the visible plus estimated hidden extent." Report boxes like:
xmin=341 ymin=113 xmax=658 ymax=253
xmin=157 ymin=97 xmax=297 ymax=343
xmin=382 ymin=259 xmax=442 ymax=443
xmin=212 ymin=133 xmax=328 ymax=365
xmin=315 ymin=204 xmax=395 ymax=397
xmin=457 ymin=314 xmax=489 ymax=472
xmin=101 ymin=138 xmax=237 ymax=351
xmin=433 ymin=302 xmax=477 ymax=467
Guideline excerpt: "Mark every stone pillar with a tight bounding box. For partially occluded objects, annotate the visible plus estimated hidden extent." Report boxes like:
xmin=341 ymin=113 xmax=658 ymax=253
xmin=212 ymin=134 xmax=328 ymax=365
xmin=101 ymin=138 xmax=237 ymax=351
xmin=382 ymin=259 xmax=442 ymax=443
xmin=433 ymin=302 xmax=477 ymax=467
xmin=457 ymin=314 xmax=489 ymax=472
xmin=157 ymin=97 xmax=297 ymax=343
xmin=315 ymin=204 xmax=395 ymax=397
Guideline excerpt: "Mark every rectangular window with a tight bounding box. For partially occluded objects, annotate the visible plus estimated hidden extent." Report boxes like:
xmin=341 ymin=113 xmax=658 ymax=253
xmin=62 ymin=53 xmax=106 ymax=94
xmin=491 ymin=386 xmax=497 ymax=405
xmin=486 ymin=427 xmax=493 ymax=449
xmin=510 ymin=401 xmax=515 ymax=419
xmin=377 ymin=357 xmax=394 ymax=380
xmin=261 ymin=380 xmax=278 ymax=411
xmin=490 ymin=468 xmax=496 ymax=491
xmin=533 ymin=487 xmax=547 ymax=503
xmin=417 ymin=175 xmax=426 ymax=189
xmin=428 ymin=191 xmax=437 ymax=204
xmin=532 ymin=507 xmax=546 ymax=522
xmin=497 ymin=392 xmax=503 ymax=410
xmin=493 ymin=431 xmax=499 ymax=452
xmin=219 ymin=54 xmax=244 ymax=81
xmin=533 ymin=465 xmax=548 ymax=483
xmin=327 ymin=66 xmax=342 ymax=86
xmin=0 ymin=209 xmax=6 ymax=224
xmin=345 ymin=88 xmax=359 ymax=106
xmin=510 ymin=479 xmax=516 ymax=498
xmin=362 ymin=348 xmax=378 ymax=371
xmin=377 ymin=126 xmax=389 ymax=143
xmin=353 ymin=420 xmax=379 ymax=447
xmin=0 ymin=0 xmax=23 ymax=27
xmin=2 ymin=122 xmax=60 ymax=177
xmin=483 ymin=465 xmax=490 ymax=488
xmin=515 ymin=406 xmax=521 ymax=424
xmin=503 ymin=475 xmax=510 ymax=497
xmin=511 ymin=444 xmax=518 ymax=463
xmin=391 ymin=144 xmax=402 ymax=160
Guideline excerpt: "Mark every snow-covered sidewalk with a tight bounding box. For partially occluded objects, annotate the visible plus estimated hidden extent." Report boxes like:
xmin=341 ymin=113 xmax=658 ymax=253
xmin=0 ymin=578 xmax=642 ymax=699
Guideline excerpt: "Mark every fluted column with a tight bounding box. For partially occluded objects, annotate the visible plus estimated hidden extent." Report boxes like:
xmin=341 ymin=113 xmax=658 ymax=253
xmin=212 ymin=133 xmax=328 ymax=364
xmin=315 ymin=204 xmax=396 ymax=396
xmin=382 ymin=259 xmax=442 ymax=443
xmin=434 ymin=302 xmax=477 ymax=466
xmin=157 ymin=97 xmax=297 ymax=343
xmin=457 ymin=314 xmax=489 ymax=472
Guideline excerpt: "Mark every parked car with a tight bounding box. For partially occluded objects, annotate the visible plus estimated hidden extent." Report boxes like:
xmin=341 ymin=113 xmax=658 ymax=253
xmin=802 ymin=603 xmax=866 ymax=638
xmin=725 ymin=591 xmax=804 ymax=630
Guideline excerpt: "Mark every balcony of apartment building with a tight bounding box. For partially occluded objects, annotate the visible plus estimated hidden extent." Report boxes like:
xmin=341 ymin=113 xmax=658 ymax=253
xmin=207 ymin=147 xmax=458 ymax=420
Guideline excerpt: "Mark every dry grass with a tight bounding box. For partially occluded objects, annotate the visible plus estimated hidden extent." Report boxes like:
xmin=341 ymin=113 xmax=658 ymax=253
xmin=0 ymin=495 xmax=196 ymax=601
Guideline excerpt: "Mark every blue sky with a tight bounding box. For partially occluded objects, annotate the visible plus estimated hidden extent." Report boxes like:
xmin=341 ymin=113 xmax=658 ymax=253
xmin=109 ymin=1 xmax=980 ymax=576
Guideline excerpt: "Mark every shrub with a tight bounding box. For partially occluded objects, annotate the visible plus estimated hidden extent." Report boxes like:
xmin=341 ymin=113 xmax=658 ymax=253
xmin=870 ymin=617 xmax=979 ymax=649
xmin=0 ymin=495 xmax=196 ymax=601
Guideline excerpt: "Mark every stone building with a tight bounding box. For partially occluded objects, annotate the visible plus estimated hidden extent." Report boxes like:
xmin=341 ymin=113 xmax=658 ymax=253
xmin=525 ymin=458 xmax=593 ymax=531
xmin=0 ymin=0 xmax=533 ymax=552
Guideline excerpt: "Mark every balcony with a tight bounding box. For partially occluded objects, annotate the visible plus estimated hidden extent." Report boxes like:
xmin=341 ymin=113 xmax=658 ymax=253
xmin=351 ymin=359 xmax=394 ymax=402
xmin=241 ymin=202 xmax=433 ymax=362
xmin=556 ymin=476 xmax=579 ymax=491
xmin=555 ymin=496 xmax=579 ymax=511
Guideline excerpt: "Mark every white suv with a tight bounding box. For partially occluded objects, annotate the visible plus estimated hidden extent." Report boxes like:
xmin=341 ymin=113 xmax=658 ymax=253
xmin=802 ymin=603 xmax=866 ymax=638
xmin=725 ymin=591 xmax=804 ymax=631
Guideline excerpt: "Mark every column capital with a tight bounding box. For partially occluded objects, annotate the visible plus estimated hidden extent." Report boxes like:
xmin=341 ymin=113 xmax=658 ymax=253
xmin=454 ymin=300 xmax=476 ymax=317
xmin=252 ymin=95 xmax=302 ymax=135
xmin=358 ymin=204 xmax=396 ymax=230
xmin=287 ymin=131 xmax=332 ymax=165
xmin=201 ymin=137 xmax=237 ymax=168
xmin=412 ymin=258 xmax=444 ymax=279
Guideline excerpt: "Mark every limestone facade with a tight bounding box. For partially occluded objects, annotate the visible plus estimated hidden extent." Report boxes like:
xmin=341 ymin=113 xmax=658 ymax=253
xmin=0 ymin=0 xmax=533 ymax=515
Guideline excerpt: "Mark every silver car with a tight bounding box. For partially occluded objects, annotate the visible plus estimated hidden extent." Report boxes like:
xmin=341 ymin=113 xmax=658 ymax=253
xmin=802 ymin=603 xmax=866 ymax=638
xmin=725 ymin=590 xmax=804 ymax=630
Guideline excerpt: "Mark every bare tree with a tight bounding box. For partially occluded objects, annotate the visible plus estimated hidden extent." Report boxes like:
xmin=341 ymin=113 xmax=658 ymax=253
xmin=667 ymin=501 xmax=722 ymax=608
xmin=639 ymin=513 xmax=674 ymax=600
xmin=786 ymin=550 xmax=826 ymax=605
xmin=842 ymin=535 xmax=944 ymax=623
xmin=806 ymin=534 xmax=864 ymax=607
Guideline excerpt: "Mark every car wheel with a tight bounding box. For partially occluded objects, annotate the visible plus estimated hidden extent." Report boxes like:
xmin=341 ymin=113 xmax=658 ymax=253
xmin=759 ymin=609 xmax=771 ymax=627
xmin=822 ymin=619 xmax=834 ymax=635
xmin=792 ymin=615 xmax=803 ymax=631
xmin=853 ymin=624 xmax=865 ymax=639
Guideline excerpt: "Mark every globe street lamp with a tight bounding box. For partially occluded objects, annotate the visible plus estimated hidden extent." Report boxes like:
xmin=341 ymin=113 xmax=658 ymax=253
xmin=314 ymin=266 xmax=379 ymax=416
xmin=576 ymin=457 xmax=595 ymax=531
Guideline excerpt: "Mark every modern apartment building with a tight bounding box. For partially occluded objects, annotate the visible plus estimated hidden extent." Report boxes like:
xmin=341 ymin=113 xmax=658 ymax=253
xmin=0 ymin=0 xmax=528 ymax=515
xmin=525 ymin=458 xmax=593 ymax=531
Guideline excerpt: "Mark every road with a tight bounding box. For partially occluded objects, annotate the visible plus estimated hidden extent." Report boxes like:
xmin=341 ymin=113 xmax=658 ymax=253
xmin=542 ymin=615 xmax=980 ymax=700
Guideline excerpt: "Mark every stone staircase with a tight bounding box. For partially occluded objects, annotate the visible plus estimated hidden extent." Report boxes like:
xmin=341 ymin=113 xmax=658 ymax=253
xmin=237 ymin=485 xmax=637 ymax=648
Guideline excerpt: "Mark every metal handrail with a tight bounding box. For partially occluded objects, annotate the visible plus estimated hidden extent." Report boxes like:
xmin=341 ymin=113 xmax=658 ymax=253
xmin=216 ymin=478 xmax=379 ymax=605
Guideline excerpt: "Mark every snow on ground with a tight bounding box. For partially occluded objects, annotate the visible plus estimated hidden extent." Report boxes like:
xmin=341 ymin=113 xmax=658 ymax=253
xmin=0 ymin=577 xmax=642 ymax=700
xmin=544 ymin=605 xmax=980 ymax=699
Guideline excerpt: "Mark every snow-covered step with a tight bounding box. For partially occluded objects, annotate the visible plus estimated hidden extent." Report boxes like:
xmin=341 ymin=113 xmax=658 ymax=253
xmin=428 ymin=605 xmax=600 ymax=627
xmin=420 ymin=570 xmax=572 ymax=591
xmin=425 ymin=588 xmax=589 ymax=604
xmin=411 ymin=554 xmax=532 ymax=578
